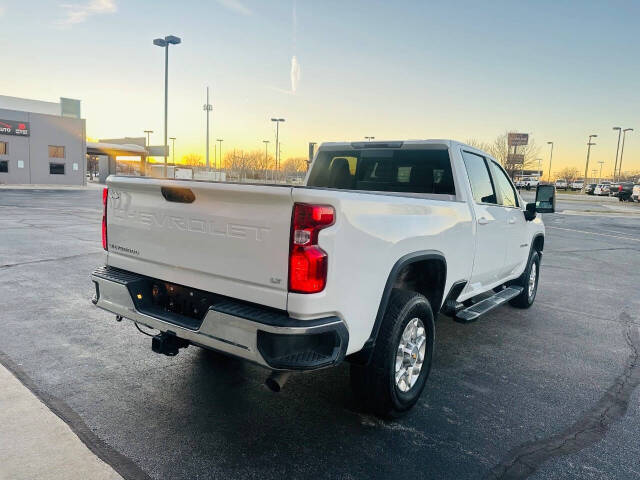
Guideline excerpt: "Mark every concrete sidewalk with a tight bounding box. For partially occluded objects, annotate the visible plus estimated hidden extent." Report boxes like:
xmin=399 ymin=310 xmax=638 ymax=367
xmin=0 ymin=364 xmax=123 ymax=480
xmin=0 ymin=182 xmax=102 ymax=190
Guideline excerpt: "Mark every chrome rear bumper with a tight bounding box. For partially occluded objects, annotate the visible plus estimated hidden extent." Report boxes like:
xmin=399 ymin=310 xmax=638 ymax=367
xmin=91 ymin=266 xmax=348 ymax=370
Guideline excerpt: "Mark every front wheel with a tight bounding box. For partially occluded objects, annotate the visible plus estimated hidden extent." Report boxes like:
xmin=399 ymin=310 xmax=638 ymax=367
xmin=509 ymin=251 xmax=541 ymax=308
xmin=350 ymin=289 xmax=435 ymax=418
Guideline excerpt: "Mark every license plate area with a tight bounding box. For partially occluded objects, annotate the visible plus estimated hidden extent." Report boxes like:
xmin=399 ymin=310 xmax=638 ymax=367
xmin=127 ymin=277 xmax=223 ymax=330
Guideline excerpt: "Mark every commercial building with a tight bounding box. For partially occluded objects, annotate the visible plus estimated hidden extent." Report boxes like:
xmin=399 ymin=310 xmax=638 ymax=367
xmin=0 ymin=95 xmax=86 ymax=185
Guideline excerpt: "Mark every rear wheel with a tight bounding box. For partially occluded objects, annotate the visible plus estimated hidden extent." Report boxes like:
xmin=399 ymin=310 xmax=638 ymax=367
xmin=350 ymin=289 xmax=435 ymax=418
xmin=509 ymin=251 xmax=540 ymax=308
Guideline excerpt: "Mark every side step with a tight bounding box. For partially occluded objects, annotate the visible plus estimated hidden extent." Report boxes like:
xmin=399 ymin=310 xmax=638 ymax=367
xmin=455 ymin=286 xmax=523 ymax=323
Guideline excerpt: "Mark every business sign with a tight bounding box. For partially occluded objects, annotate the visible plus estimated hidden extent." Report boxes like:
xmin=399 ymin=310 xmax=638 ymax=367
xmin=147 ymin=145 xmax=169 ymax=156
xmin=0 ymin=119 xmax=30 ymax=137
xmin=508 ymin=133 xmax=528 ymax=146
xmin=506 ymin=153 xmax=525 ymax=165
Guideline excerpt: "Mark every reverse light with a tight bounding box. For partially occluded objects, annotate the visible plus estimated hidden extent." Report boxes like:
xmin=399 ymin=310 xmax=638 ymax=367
xmin=288 ymin=203 xmax=335 ymax=293
xmin=102 ymin=187 xmax=108 ymax=250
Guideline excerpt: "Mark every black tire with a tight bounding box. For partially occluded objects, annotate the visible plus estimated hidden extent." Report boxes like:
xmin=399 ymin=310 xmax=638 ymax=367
xmin=350 ymin=289 xmax=435 ymax=418
xmin=509 ymin=251 xmax=541 ymax=308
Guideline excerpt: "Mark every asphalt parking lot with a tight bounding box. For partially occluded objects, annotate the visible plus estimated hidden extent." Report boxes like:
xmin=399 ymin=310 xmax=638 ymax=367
xmin=1 ymin=187 xmax=640 ymax=480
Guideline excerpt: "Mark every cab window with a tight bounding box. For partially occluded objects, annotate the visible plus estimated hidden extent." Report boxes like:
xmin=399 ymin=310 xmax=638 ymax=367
xmin=489 ymin=161 xmax=518 ymax=207
xmin=461 ymin=151 xmax=497 ymax=204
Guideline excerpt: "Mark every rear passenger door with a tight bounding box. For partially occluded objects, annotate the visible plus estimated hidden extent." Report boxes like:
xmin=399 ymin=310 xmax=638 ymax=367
xmin=488 ymin=160 xmax=529 ymax=277
xmin=461 ymin=151 xmax=510 ymax=292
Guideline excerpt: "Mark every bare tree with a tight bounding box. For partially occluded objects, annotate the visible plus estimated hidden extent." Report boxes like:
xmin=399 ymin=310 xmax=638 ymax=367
xmin=465 ymin=138 xmax=492 ymax=152
xmin=556 ymin=166 xmax=581 ymax=183
xmin=223 ymin=150 xmax=270 ymax=181
xmin=617 ymin=170 xmax=640 ymax=182
xmin=486 ymin=132 xmax=540 ymax=179
xmin=281 ymin=157 xmax=307 ymax=177
xmin=182 ymin=153 xmax=203 ymax=166
xmin=466 ymin=132 xmax=540 ymax=178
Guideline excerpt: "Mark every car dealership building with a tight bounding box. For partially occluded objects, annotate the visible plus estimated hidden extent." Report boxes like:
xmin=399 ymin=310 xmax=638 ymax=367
xmin=0 ymin=95 xmax=86 ymax=185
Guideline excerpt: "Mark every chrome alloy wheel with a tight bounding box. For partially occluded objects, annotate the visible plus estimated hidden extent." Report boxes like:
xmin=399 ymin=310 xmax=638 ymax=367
xmin=395 ymin=318 xmax=427 ymax=392
xmin=528 ymin=262 xmax=537 ymax=299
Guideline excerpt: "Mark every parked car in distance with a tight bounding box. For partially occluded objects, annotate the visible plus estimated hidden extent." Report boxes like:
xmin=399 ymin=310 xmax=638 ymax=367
xmin=610 ymin=182 xmax=635 ymax=201
xmin=632 ymin=184 xmax=640 ymax=202
xmin=570 ymin=180 xmax=584 ymax=191
xmin=585 ymin=183 xmax=597 ymax=195
xmin=594 ymin=183 xmax=612 ymax=196
xmin=515 ymin=176 xmax=539 ymax=190
xmin=555 ymin=179 xmax=568 ymax=190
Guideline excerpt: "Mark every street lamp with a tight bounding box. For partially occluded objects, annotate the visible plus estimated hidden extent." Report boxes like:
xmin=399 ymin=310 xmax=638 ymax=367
xmin=618 ymin=128 xmax=633 ymax=178
xmin=169 ymin=137 xmax=176 ymax=165
xmin=536 ymin=158 xmax=543 ymax=179
xmin=271 ymin=118 xmax=285 ymax=180
xmin=546 ymin=141 xmax=554 ymax=182
xmin=365 ymin=136 xmax=375 ymax=142
xmin=203 ymin=86 xmax=213 ymax=170
xmin=581 ymin=134 xmax=597 ymax=193
xmin=263 ymin=140 xmax=270 ymax=182
xmin=597 ymin=160 xmax=604 ymax=183
xmin=144 ymin=130 xmax=154 ymax=147
xmin=216 ymin=139 xmax=223 ymax=171
xmin=153 ymin=34 xmax=182 ymax=177
xmin=612 ymin=127 xmax=622 ymax=181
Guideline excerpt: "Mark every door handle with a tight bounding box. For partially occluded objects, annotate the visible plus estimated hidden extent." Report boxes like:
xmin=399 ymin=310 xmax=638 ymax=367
xmin=508 ymin=217 xmax=516 ymax=224
xmin=478 ymin=217 xmax=489 ymax=225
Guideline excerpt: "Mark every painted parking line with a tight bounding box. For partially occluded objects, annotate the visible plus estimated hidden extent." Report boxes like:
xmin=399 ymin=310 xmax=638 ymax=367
xmin=547 ymin=225 xmax=640 ymax=242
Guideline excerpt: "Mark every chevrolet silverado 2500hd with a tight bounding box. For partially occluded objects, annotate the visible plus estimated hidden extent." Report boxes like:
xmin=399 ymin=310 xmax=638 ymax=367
xmin=91 ymin=140 xmax=555 ymax=417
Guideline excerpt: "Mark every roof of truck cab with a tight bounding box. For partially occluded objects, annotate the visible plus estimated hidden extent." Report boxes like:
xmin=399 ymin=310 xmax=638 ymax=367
xmin=319 ymin=139 xmax=455 ymax=148
xmin=317 ymin=139 xmax=497 ymax=159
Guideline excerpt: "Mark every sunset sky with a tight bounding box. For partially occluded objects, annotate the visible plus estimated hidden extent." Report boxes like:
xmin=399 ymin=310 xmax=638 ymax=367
xmin=1 ymin=0 xmax=639 ymax=175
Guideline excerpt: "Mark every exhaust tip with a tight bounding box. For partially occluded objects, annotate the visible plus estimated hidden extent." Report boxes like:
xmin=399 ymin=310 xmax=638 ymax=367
xmin=265 ymin=377 xmax=282 ymax=393
xmin=265 ymin=371 xmax=291 ymax=392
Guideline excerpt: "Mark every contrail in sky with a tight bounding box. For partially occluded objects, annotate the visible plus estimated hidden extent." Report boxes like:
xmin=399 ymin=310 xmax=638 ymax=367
xmin=290 ymin=0 xmax=300 ymax=94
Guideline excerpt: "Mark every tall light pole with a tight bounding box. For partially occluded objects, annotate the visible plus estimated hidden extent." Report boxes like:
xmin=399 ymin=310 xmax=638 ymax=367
xmin=263 ymin=140 xmax=270 ymax=182
xmin=271 ymin=118 xmax=285 ymax=180
xmin=153 ymin=34 xmax=182 ymax=177
xmin=144 ymin=130 xmax=153 ymax=147
xmin=203 ymin=86 xmax=213 ymax=170
xmin=216 ymin=139 xmax=223 ymax=171
xmin=169 ymin=137 xmax=176 ymax=165
xmin=597 ymin=160 xmax=604 ymax=183
xmin=536 ymin=158 xmax=543 ymax=179
xmin=308 ymin=142 xmax=317 ymax=170
xmin=612 ymin=127 xmax=622 ymax=182
xmin=365 ymin=136 xmax=375 ymax=142
xmin=618 ymin=128 xmax=633 ymax=178
xmin=581 ymin=134 xmax=597 ymax=193
xmin=546 ymin=141 xmax=554 ymax=182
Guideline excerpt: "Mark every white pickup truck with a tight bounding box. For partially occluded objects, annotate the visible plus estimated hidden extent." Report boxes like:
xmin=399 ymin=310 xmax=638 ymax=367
xmin=91 ymin=140 xmax=555 ymax=417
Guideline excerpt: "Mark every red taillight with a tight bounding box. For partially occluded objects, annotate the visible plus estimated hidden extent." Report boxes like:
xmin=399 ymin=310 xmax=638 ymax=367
xmin=288 ymin=203 xmax=335 ymax=293
xmin=619 ymin=185 xmax=623 ymax=192
xmin=102 ymin=187 xmax=108 ymax=250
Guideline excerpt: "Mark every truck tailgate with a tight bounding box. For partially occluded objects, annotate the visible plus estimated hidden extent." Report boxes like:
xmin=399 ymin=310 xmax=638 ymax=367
xmin=105 ymin=177 xmax=293 ymax=310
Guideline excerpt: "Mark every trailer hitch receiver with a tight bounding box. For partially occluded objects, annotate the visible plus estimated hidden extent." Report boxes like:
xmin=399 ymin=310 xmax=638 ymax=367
xmin=151 ymin=331 xmax=189 ymax=356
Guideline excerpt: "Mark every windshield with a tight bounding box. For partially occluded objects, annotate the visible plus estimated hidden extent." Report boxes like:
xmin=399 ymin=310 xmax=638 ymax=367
xmin=307 ymin=148 xmax=455 ymax=195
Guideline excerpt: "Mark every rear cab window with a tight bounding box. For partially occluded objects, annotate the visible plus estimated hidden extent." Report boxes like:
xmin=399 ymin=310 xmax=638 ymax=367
xmin=307 ymin=147 xmax=455 ymax=195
